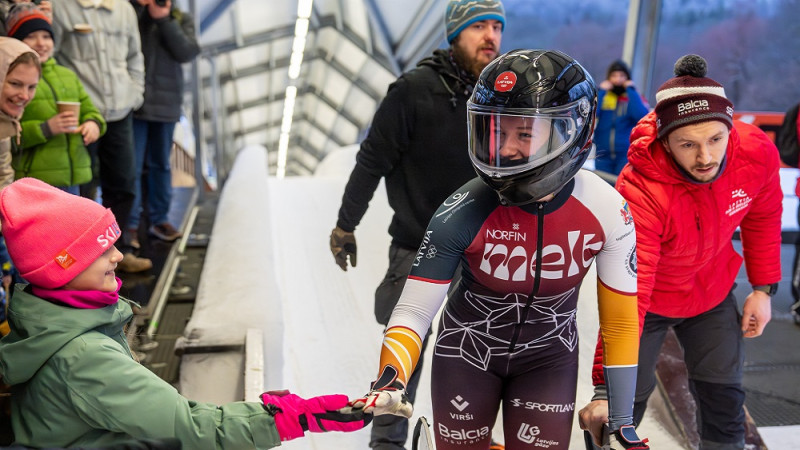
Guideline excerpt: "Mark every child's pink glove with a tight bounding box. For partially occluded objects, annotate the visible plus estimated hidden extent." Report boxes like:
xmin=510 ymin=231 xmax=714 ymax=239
xmin=260 ymin=390 xmax=372 ymax=441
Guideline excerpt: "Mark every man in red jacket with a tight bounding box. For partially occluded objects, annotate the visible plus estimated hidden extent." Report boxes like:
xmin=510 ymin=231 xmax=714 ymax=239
xmin=579 ymin=54 xmax=782 ymax=450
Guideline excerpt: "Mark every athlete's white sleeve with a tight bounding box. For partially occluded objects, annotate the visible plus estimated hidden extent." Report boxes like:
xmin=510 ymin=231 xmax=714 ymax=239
xmin=386 ymin=278 xmax=451 ymax=340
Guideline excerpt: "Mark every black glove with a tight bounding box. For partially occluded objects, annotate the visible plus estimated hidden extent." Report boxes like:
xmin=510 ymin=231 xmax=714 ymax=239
xmin=330 ymin=226 xmax=357 ymax=270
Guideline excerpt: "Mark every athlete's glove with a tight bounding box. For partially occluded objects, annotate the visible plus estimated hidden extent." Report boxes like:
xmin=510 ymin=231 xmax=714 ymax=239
xmin=349 ymin=381 xmax=413 ymax=418
xmin=606 ymin=424 xmax=649 ymax=450
xmin=330 ymin=226 xmax=357 ymax=270
xmin=260 ymin=390 xmax=372 ymax=442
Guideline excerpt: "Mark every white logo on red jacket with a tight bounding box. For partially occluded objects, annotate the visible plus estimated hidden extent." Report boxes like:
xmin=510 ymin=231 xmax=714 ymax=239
xmin=732 ymin=189 xmax=747 ymax=198
xmin=726 ymin=189 xmax=752 ymax=216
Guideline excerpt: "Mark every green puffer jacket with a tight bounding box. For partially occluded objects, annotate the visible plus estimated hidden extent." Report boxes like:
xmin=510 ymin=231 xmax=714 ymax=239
xmin=15 ymin=58 xmax=106 ymax=187
xmin=0 ymin=286 xmax=282 ymax=449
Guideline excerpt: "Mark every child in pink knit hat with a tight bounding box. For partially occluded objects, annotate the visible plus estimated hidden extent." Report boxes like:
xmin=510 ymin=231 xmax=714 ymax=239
xmin=0 ymin=177 xmax=371 ymax=449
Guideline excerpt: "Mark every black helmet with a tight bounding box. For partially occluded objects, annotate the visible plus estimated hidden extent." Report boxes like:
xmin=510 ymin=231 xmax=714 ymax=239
xmin=467 ymin=49 xmax=597 ymax=205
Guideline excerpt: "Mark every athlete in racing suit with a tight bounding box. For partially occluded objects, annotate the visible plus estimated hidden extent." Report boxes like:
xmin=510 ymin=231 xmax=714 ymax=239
xmin=351 ymin=50 xmax=649 ymax=450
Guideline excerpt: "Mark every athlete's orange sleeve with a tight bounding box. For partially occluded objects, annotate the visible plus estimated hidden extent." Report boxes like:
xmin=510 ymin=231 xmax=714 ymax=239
xmin=597 ymin=281 xmax=639 ymax=367
xmin=378 ymin=325 xmax=423 ymax=387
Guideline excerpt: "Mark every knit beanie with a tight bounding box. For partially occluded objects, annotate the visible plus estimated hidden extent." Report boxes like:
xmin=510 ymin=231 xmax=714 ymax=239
xmin=445 ymin=0 xmax=505 ymax=44
xmin=606 ymin=59 xmax=631 ymax=80
xmin=0 ymin=178 xmax=121 ymax=289
xmin=654 ymin=54 xmax=734 ymax=139
xmin=5 ymin=3 xmax=53 ymax=40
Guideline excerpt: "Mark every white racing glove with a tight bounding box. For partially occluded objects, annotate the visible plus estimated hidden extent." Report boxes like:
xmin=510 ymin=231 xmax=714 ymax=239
xmin=350 ymin=381 xmax=413 ymax=418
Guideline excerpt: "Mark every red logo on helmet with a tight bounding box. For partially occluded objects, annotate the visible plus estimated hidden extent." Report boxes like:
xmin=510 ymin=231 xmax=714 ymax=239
xmin=494 ymin=71 xmax=517 ymax=92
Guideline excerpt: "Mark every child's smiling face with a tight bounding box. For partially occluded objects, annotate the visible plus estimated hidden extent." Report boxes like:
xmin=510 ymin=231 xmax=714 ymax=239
xmin=63 ymin=246 xmax=123 ymax=292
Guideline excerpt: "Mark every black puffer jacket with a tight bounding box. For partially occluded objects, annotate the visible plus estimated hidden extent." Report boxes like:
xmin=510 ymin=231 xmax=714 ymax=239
xmin=132 ymin=4 xmax=200 ymax=122
xmin=337 ymin=49 xmax=479 ymax=249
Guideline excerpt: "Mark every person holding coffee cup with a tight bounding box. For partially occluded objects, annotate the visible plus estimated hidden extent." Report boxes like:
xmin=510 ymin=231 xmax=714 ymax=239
xmin=5 ymin=3 xmax=105 ymax=195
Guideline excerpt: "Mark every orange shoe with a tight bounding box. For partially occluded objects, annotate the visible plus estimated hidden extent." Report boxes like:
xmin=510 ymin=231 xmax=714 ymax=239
xmin=489 ymin=440 xmax=505 ymax=450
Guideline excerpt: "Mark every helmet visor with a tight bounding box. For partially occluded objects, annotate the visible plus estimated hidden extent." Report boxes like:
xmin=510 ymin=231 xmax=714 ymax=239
xmin=468 ymin=98 xmax=591 ymax=178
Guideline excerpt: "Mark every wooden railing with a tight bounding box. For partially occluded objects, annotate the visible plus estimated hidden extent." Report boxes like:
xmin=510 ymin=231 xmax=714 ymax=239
xmin=171 ymin=141 xmax=197 ymax=188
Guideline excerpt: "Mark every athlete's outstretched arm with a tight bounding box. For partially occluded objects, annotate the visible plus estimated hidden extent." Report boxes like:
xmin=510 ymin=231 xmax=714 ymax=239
xmin=350 ymin=278 xmax=451 ymax=417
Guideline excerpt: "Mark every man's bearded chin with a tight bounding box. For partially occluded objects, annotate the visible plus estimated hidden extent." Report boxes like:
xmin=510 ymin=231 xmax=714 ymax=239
xmin=453 ymin=42 xmax=496 ymax=78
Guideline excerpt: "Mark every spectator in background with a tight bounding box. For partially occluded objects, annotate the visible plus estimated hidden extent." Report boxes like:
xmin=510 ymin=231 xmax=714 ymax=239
xmin=593 ymin=59 xmax=649 ymax=176
xmin=128 ymin=0 xmax=200 ymax=247
xmin=7 ymin=3 xmax=106 ymax=195
xmin=776 ymin=101 xmax=800 ymax=321
xmin=0 ymin=234 xmax=11 ymax=334
xmin=0 ymin=34 xmax=42 ymax=443
xmin=0 ymin=36 xmax=38 ymax=191
xmin=0 ymin=0 xmax=50 ymax=35
xmin=0 ymin=37 xmax=39 ymax=325
xmin=329 ymin=1 xmax=505 ymax=448
xmin=51 ymin=0 xmax=152 ymax=273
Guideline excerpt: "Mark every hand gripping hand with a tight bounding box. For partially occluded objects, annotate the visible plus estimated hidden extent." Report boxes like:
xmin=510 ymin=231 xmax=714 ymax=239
xmin=349 ymin=381 xmax=413 ymax=418
xmin=330 ymin=226 xmax=357 ymax=271
xmin=261 ymin=390 xmax=372 ymax=442
xmin=606 ymin=424 xmax=649 ymax=450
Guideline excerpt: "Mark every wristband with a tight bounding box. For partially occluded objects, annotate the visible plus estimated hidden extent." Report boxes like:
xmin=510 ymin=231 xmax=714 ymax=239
xmin=752 ymin=283 xmax=778 ymax=296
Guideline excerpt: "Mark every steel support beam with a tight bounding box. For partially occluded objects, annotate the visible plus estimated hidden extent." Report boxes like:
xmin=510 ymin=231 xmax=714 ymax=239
xmin=622 ymin=0 xmax=662 ymax=100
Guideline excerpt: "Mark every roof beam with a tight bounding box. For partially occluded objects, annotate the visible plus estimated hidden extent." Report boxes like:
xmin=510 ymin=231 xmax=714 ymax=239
xmin=288 ymin=135 xmax=328 ymax=162
xmin=199 ymin=0 xmax=236 ymax=34
xmin=201 ymin=24 xmax=295 ymax=57
xmin=315 ymin=15 xmax=395 ymax=74
xmin=394 ymin=0 xmax=444 ymax=70
xmin=284 ymin=138 xmax=320 ymax=172
xmin=304 ymin=85 xmax=364 ymax=129
xmin=210 ymin=114 xmax=348 ymax=151
xmin=363 ymin=0 xmax=401 ymax=76
xmin=201 ymin=50 xmax=384 ymax=102
xmin=200 ymin=15 xmax=395 ymax=74
xmin=314 ymin=49 xmax=384 ymax=100
xmin=202 ymin=81 xmax=365 ymax=132
xmin=299 ymin=115 xmax=349 ymax=149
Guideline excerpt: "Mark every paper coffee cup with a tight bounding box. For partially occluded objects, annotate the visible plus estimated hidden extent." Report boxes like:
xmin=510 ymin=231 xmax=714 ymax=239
xmin=73 ymin=24 xmax=92 ymax=34
xmin=56 ymin=101 xmax=80 ymax=131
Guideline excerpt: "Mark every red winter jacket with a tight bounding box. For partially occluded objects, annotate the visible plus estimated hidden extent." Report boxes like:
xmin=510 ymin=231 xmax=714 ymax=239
xmin=794 ymin=109 xmax=800 ymax=197
xmin=592 ymin=113 xmax=782 ymax=385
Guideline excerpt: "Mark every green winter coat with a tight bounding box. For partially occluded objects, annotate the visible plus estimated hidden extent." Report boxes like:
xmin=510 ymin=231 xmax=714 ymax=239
xmin=15 ymin=58 xmax=106 ymax=187
xmin=0 ymin=286 xmax=282 ymax=449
